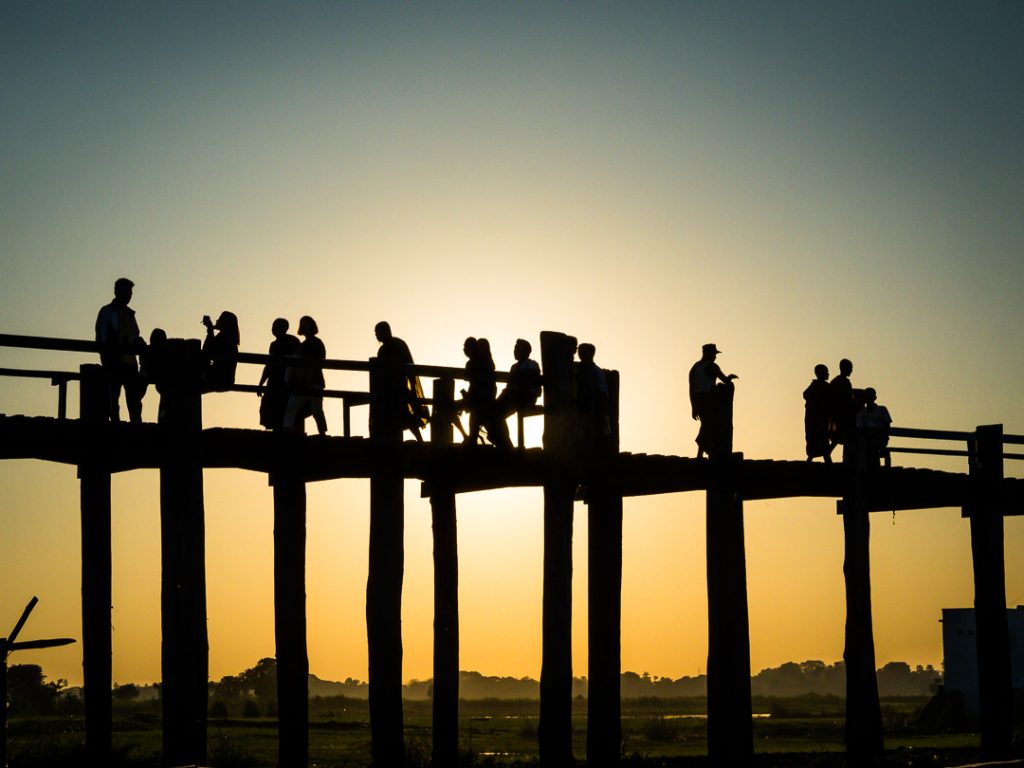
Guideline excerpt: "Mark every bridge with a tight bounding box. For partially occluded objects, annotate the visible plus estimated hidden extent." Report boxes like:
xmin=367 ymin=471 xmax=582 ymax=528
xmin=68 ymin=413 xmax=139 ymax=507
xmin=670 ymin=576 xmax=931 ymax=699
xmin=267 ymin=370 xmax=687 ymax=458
xmin=1 ymin=331 xmax=1022 ymax=767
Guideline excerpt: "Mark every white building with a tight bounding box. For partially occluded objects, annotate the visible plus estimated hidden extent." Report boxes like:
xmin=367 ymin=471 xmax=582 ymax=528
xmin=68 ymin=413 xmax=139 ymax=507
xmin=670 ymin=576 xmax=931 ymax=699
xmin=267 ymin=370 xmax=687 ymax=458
xmin=941 ymin=606 xmax=1024 ymax=721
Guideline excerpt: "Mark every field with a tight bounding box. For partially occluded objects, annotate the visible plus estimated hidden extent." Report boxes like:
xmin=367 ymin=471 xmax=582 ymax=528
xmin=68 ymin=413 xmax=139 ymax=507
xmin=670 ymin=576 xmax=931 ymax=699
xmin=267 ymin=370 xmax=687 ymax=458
xmin=5 ymin=696 xmax=1013 ymax=768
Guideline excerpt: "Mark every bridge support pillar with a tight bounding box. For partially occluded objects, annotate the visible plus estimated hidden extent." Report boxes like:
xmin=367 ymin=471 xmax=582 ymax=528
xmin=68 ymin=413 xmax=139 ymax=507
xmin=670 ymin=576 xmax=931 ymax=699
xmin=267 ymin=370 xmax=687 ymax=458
xmin=430 ymin=377 xmax=460 ymax=766
xmin=587 ymin=371 xmax=622 ymax=767
xmin=841 ymin=440 xmax=883 ymax=761
xmin=273 ymin=465 xmax=308 ymax=768
xmin=78 ymin=364 xmax=112 ymax=764
xmin=968 ymin=424 xmax=1012 ymax=756
xmin=158 ymin=339 xmax=208 ymax=768
xmin=539 ymin=331 xmax=578 ymax=768
xmin=706 ymin=451 xmax=753 ymax=765
xmin=367 ymin=358 xmax=406 ymax=766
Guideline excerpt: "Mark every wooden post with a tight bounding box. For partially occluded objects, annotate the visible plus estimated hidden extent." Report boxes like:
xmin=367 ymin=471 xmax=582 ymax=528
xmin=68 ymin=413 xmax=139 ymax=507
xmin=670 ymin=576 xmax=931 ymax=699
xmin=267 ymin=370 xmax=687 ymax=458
xmin=78 ymin=363 xmax=112 ymax=764
xmin=430 ymin=377 xmax=459 ymax=766
xmin=705 ymin=381 xmax=753 ymax=765
xmin=273 ymin=465 xmax=308 ymax=768
xmin=841 ymin=435 xmax=884 ymax=760
xmin=367 ymin=357 xmax=406 ymax=766
xmin=586 ymin=370 xmax=622 ymax=767
xmin=539 ymin=331 xmax=577 ymax=768
xmin=158 ymin=339 xmax=208 ymax=768
xmin=969 ymin=424 xmax=1012 ymax=756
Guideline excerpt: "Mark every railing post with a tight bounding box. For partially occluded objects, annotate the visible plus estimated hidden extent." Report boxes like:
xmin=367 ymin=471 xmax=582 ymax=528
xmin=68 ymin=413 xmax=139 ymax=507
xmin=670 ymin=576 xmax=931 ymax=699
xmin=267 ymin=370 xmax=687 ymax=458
xmin=273 ymin=461 xmax=308 ymax=768
xmin=704 ymin=383 xmax=753 ymax=765
xmin=430 ymin=377 xmax=459 ymax=766
xmin=78 ymin=363 xmax=112 ymax=764
xmin=55 ymin=377 xmax=68 ymax=420
xmin=969 ymin=424 xmax=1012 ymax=756
xmin=158 ymin=339 xmax=208 ymax=768
xmin=539 ymin=331 xmax=577 ymax=768
xmin=367 ymin=357 xmax=406 ymax=766
xmin=841 ymin=434 xmax=884 ymax=761
xmin=586 ymin=370 xmax=622 ymax=767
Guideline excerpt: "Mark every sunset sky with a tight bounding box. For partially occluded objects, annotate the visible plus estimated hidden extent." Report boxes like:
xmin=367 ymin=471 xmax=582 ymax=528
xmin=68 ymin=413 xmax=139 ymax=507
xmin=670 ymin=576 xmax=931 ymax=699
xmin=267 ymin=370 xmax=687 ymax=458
xmin=2 ymin=3 xmax=1022 ymax=688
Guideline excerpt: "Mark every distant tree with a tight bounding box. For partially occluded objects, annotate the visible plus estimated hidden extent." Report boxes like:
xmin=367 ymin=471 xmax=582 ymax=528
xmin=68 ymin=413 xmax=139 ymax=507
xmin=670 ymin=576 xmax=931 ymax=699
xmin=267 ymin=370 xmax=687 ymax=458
xmin=7 ymin=664 xmax=65 ymax=716
xmin=112 ymin=683 xmax=140 ymax=701
xmin=238 ymin=657 xmax=277 ymax=704
xmin=242 ymin=697 xmax=262 ymax=718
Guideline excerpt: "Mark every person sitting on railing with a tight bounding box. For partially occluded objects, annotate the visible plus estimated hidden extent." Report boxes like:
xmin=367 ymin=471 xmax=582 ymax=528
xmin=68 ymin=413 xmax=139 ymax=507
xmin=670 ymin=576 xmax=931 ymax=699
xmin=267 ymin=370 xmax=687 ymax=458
xmin=201 ymin=311 xmax=240 ymax=392
xmin=95 ymin=277 xmax=145 ymax=423
xmin=258 ymin=318 xmax=300 ymax=430
xmin=283 ymin=315 xmax=327 ymax=436
xmin=855 ymin=387 xmax=892 ymax=467
xmin=575 ymin=342 xmax=611 ymax=450
xmin=495 ymin=339 xmax=541 ymax=432
xmin=373 ymin=321 xmax=428 ymax=442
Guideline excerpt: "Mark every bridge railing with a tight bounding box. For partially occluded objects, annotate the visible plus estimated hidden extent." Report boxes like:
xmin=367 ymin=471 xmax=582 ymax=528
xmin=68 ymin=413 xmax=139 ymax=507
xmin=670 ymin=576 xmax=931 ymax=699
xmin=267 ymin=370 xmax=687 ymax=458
xmin=0 ymin=333 xmax=539 ymax=441
xmin=886 ymin=426 xmax=1024 ymax=469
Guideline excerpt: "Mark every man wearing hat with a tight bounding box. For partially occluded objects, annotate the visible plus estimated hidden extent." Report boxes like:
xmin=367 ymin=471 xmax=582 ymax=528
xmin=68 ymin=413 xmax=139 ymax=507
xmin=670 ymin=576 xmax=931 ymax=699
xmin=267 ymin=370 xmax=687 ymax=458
xmin=688 ymin=343 xmax=738 ymax=458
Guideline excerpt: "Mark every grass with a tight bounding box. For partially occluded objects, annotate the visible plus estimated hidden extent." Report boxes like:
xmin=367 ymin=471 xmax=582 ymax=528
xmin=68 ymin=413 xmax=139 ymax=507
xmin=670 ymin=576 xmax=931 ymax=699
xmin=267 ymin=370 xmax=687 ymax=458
xmin=3 ymin=696 xmax=1017 ymax=767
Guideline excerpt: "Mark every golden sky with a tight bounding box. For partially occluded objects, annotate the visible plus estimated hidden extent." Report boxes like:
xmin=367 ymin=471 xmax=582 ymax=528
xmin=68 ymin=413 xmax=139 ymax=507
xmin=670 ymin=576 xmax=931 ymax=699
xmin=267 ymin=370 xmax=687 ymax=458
xmin=2 ymin=3 xmax=1023 ymax=686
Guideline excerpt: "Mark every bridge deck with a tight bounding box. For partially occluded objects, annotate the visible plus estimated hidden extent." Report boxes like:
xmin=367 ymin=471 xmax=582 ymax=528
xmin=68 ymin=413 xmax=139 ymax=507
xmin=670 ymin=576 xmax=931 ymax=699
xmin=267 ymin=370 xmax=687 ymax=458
xmin=3 ymin=414 xmax=1020 ymax=513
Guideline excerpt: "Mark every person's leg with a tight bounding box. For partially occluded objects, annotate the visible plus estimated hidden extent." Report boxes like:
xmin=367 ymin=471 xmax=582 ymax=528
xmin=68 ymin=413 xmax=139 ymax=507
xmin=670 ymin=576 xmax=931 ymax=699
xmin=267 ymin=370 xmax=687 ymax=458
xmin=125 ymin=372 xmax=144 ymax=423
xmin=283 ymin=395 xmax=304 ymax=431
xmin=311 ymin=394 xmax=327 ymax=435
xmin=107 ymin=371 xmax=123 ymax=422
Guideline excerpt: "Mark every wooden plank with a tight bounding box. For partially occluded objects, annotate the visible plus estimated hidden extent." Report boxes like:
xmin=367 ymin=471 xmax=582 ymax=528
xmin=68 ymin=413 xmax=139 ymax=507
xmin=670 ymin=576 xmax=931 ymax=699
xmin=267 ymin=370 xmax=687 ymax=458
xmin=969 ymin=425 xmax=1013 ymax=756
xmin=78 ymin=364 xmax=112 ymax=764
xmin=539 ymin=331 xmax=577 ymax=768
xmin=158 ymin=339 xmax=208 ymax=768
xmin=429 ymin=378 xmax=459 ymax=767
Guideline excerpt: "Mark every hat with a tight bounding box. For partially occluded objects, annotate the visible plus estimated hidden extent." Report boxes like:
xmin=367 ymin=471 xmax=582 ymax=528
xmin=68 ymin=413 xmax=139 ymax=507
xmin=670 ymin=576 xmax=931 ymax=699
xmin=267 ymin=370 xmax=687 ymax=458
xmin=702 ymin=343 xmax=722 ymax=355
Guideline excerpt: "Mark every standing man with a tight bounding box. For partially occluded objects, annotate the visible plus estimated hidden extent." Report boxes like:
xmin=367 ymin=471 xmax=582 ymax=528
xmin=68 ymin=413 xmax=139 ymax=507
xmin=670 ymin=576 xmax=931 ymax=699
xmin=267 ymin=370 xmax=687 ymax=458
xmin=373 ymin=321 xmax=429 ymax=441
xmin=829 ymin=358 xmax=858 ymax=454
xmin=688 ymin=343 xmax=737 ymax=459
xmin=95 ymin=277 xmax=144 ymax=422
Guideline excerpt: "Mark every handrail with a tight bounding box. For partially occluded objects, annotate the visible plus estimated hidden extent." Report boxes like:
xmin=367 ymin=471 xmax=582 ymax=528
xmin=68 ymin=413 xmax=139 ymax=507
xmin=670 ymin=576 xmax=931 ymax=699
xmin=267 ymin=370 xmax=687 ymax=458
xmin=888 ymin=426 xmax=976 ymax=442
xmin=0 ymin=333 xmax=511 ymax=382
xmin=0 ymin=367 xmax=80 ymax=381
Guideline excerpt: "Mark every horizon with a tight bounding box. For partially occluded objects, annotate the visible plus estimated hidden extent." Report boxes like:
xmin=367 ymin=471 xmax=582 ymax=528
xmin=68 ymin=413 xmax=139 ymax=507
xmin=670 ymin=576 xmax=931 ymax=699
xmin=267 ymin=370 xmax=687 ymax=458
xmin=2 ymin=2 xmax=1023 ymax=689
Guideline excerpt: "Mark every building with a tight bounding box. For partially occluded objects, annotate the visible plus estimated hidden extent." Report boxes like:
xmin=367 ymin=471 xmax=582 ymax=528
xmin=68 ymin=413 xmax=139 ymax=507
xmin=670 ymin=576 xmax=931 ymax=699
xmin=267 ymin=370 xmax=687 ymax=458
xmin=941 ymin=606 xmax=1024 ymax=722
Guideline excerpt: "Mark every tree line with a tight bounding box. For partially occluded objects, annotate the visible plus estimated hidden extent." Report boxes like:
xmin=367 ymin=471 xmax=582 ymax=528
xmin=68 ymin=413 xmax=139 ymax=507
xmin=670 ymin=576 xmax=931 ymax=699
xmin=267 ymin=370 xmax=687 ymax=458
xmin=7 ymin=658 xmax=940 ymax=718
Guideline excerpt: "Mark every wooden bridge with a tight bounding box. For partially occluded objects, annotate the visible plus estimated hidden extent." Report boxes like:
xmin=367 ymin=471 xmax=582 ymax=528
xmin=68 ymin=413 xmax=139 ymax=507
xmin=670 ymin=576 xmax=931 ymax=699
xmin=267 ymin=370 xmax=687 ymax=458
xmin=1 ymin=331 xmax=1022 ymax=768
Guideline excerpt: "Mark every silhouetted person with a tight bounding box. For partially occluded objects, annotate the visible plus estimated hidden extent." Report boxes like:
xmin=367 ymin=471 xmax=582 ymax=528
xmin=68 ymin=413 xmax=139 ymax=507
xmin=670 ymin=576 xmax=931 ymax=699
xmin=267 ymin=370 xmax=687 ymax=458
xmin=95 ymin=277 xmax=145 ymax=422
xmin=258 ymin=318 xmax=301 ymax=430
xmin=856 ymin=387 xmax=892 ymax=467
xmin=495 ymin=338 xmax=541 ymax=446
xmin=688 ymin=343 xmax=737 ymax=459
xmin=576 ymin=342 xmax=610 ymax=448
xmin=373 ymin=321 xmax=428 ymax=441
xmin=803 ymin=363 xmax=832 ymax=463
xmin=458 ymin=337 xmax=503 ymax=446
xmin=284 ymin=315 xmax=327 ymax=436
xmin=201 ymin=311 xmax=240 ymax=392
xmin=139 ymin=328 xmax=168 ymax=420
xmin=828 ymin=358 xmax=859 ymax=451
